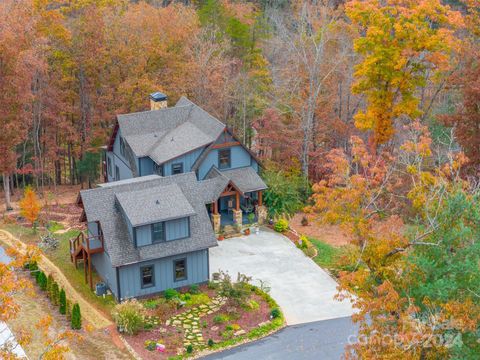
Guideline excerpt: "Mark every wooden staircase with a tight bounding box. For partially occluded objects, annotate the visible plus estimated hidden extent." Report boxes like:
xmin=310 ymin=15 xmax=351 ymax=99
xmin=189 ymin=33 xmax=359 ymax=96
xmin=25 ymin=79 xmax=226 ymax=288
xmin=70 ymin=231 xmax=104 ymax=290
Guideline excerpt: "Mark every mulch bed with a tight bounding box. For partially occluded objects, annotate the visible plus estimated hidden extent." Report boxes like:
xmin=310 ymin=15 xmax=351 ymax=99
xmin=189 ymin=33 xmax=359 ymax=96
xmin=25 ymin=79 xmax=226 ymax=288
xmin=123 ymin=285 xmax=273 ymax=359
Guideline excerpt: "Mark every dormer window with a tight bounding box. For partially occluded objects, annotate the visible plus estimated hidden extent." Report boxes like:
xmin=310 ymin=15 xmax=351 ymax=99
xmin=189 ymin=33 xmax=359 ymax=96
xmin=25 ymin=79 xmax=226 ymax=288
xmin=218 ymin=149 xmax=231 ymax=169
xmin=154 ymin=163 xmax=164 ymax=176
xmin=172 ymin=163 xmax=183 ymax=175
xmin=152 ymin=222 xmax=165 ymax=243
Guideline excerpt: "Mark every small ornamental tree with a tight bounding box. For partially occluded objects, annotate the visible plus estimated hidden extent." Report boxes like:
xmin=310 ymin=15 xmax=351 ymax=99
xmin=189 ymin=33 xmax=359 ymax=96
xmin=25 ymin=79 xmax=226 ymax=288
xmin=46 ymin=274 xmax=54 ymax=299
xmin=71 ymin=303 xmax=81 ymax=330
xmin=19 ymin=186 xmax=42 ymax=230
xmin=51 ymin=282 xmax=59 ymax=305
xmin=38 ymin=271 xmax=47 ymax=291
xmin=59 ymin=289 xmax=66 ymax=315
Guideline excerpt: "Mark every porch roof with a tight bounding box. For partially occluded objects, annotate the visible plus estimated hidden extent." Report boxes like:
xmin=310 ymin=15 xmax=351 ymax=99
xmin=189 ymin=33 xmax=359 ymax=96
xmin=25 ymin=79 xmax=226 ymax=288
xmin=205 ymin=166 xmax=267 ymax=195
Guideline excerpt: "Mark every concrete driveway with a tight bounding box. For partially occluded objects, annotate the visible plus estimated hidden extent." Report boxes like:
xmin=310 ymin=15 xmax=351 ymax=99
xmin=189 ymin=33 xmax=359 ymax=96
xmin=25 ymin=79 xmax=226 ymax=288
xmin=209 ymin=228 xmax=354 ymax=325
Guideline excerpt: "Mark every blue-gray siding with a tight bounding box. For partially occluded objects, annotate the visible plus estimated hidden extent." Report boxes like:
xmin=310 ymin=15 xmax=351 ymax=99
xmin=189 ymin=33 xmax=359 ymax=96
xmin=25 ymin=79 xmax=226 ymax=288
xmin=163 ymin=147 xmax=205 ymax=176
xmin=91 ymin=251 xmax=117 ymax=296
xmin=166 ymin=217 xmax=189 ymax=240
xmin=134 ymin=217 xmax=190 ymax=247
xmin=138 ymin=157 xmax=155 ymax=176
xmin=107 ymin=129 xmax=134 ymax=182
xmin=198 ymin=145 xmax=258 ymax=179
xmin=118 ymin=249 xmax=209 ymax=299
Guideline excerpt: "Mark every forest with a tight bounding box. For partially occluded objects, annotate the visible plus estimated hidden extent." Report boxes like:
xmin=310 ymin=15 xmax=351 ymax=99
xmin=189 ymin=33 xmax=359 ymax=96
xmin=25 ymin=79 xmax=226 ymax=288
xmin=1 ymin=0 xmax=480 ymax=358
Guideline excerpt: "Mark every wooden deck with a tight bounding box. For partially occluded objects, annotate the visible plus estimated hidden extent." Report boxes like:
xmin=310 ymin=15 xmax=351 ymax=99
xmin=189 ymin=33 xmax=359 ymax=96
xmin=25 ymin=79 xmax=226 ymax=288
xmin=70 ymin=230 xmax=104 ymax=290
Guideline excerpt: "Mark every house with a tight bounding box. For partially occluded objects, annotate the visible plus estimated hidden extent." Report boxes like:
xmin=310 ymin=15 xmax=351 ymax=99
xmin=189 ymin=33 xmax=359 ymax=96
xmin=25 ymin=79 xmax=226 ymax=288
xmin=104 ymin=93 xmax=267 ymax=229
xmin=73 ymin=93 xmax=267 ymax=299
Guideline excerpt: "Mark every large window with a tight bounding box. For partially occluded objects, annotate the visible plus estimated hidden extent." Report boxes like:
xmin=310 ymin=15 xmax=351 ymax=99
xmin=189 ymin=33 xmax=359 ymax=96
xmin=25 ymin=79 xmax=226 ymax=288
xmin=171 ymin=163 xmax=183 ymax=175
xmin=141 ymin=265 xmax=154 ymax=288
xmin=218 ymin=149 xmax=231 ymax=169
xmin=119 ymin=136 xmax=126 ymax=157
xmin=152 ymin=222 xmax=165 ymax=243
xmin=107 ymin=156 xmax=112 ymax=176
xmin=174 ymin=259 xmax=187 ymax=282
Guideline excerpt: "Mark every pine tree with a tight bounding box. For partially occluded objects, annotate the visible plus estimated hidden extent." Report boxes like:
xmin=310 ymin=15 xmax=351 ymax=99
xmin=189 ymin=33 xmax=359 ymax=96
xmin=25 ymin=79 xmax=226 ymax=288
xmin=59 ymin=289 xmax=66 ymax=315
xmin=71 ymin=303 xmax=81 ymax=330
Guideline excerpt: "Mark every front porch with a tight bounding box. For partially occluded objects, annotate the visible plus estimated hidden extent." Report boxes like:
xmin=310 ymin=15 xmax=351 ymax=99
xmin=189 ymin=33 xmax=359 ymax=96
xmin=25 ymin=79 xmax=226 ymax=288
xmin=208 ymin=185 xmax=267 ymax=233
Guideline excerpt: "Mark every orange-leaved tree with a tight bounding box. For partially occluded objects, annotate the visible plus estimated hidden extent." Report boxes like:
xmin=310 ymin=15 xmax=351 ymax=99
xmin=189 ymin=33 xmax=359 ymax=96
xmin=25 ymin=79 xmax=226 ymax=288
xmin=346 ymin=0 xmax=463 ymax=148
xmin=308 ymin=123 xmax=480 ymax=358
xmin=19 ymin=186 xmax=42 ymax=229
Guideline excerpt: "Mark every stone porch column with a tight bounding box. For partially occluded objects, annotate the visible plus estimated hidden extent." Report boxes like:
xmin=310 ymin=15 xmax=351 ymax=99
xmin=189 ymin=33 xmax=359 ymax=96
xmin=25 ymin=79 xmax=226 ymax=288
xmin=232 ymin=209 xmax=242 ymax=225
xmin=212 ymin=213 xmax=221 ymax=233
xmin=256 ymin=205 xmax=267 ymax=225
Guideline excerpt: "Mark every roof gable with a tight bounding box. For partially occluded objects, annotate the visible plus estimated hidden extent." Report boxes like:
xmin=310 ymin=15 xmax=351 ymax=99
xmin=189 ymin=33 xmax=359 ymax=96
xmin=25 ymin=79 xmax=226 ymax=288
xmin=113 ymin=97 xmax=225 ymax=164
xmin=115 ymin=183 xmax=196 ymax=227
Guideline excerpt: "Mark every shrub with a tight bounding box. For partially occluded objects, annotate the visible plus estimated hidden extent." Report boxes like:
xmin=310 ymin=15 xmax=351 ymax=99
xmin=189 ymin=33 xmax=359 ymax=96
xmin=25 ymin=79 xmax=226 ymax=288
xmin=305 ymin=246 xmax=316 ymax=258
xmin=153 ymin=299 xmax=177 ymax=320
xmin=144 ymin=340 xmax=156 ymax=351
xmin=38 ymin=271 xmax=47 ymax=291
xmin=221 ymin=329 xmax=234 ymax=339
xmin=143 ymin=298 xmax=161 ymax=310
xmin=217 ymin=271 xmax=252 ymax=306
xmin=186 ymin=344 xmax=193 ymax=354
xmin=112 ymin=299 xmax=145 ymax=335
xmin=208 ymin=338 xmax=214 ymax=347
xmin=242 ymin=299 xmax=259 ymax=311
xmin=270 ymin=308 xmax=281 ymax=319
xmin=29 ymin=261 xmax=38 ymax=277
xmin=207 ymin=281 xmax=219 ymax=290
xmin=65 ymin=299 xmax=72 ymax=320
xmin=71 ymin=303 xmax=82 ymax=330
xmin=189 ymin=284 xmax=200 ymax=294
xmin=46 ymin=274 xmax=54 ymax=298
xmin=59 ymin=289 xmax=66 ymax=315
xmin=164 ymin=288 xmax=179 ymax=301
xmin=213 ymin=314 xmax=229 ymax=324
xmin=183 ymin=293 xmax=210 ymax=307
xmin=273 ymin=218 xmax=289 ymax=233
xmin=301 ymin=216 xmax=309 ymax=226
xmin=51 ymin=282 xmax=59 ymax=305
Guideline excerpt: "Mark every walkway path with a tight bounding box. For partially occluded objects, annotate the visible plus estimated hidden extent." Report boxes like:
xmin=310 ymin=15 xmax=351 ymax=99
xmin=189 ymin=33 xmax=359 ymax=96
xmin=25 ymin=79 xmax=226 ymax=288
xmin=167 ymin=296 xmax=228 ymax=348
xmin=0 ymin=229 xmax=112 ymax=329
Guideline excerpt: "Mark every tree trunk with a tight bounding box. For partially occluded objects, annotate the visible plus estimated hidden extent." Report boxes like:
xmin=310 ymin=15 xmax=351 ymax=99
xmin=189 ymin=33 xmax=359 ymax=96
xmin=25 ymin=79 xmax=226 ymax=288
xmin=3 ymin=173 xmax=13 ymax=211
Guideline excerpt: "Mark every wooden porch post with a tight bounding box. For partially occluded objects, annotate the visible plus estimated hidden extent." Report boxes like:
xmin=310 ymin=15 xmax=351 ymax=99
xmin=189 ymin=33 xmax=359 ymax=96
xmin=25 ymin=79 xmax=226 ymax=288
xmin=213 ymin=200 xmax=218 ymax=214
xmin=258 ymin=190 xmax=263 ymax=207
xmin=88 ymin=254 xmax=93 ymax=290
xmin=83 ymin=250 xmax=87 ymax=284
xmin=235 ymin=192 xmax=240 ymax=211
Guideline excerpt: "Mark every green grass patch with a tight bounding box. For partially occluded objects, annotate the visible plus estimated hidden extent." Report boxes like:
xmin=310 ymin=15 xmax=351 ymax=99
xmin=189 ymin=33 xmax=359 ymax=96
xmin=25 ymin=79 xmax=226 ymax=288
xmin=308 ymin=237 xmax=354 ymax=277
xmin=46 ymin=230 xmax=116 ymax=316
xmin=1 ymin=223 xmax=115 ymax=317
xmin=46 ymin=221 xmax=64 ymax=232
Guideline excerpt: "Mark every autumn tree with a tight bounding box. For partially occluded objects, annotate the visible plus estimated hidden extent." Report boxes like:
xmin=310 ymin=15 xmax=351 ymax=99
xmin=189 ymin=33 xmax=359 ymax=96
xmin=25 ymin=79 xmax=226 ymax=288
xmin=0 ymin=0 xmax=40 ymax=209
xmin=346 ymin=0 xmax=463 ymax=149
xmin=308 ymin=123 xmax=479 ymax=357
xmin=265 ymin=0 xmax=352 ymax=178
xmin=19 ymin=186 xmax=42 ymax=229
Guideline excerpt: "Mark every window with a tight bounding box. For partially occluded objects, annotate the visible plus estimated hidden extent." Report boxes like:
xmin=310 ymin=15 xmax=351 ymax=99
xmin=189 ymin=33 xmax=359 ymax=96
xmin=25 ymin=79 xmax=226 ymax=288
xmin=141 ymin=265 xmax=154 ymax=288
xmin=171 ymin=163 xmax=183 ymax=175
xmin=154 ymin=163 xmax=164 ymax=176
xmin=174 ymin=259 xmax=187 ymax=281
xmin=107 ymin=156 xmax=112 ymax=176
xmin=218 ymin=149 xmax=231 ymax=169
xmin=166 ymin=217 xmax=190 ymax=241
xmin=119 ymin=136 xmax=126 ymax=157
xmin=115 ymin=166 xmax=120 ymax=181
xmin=152 ymin=222 xmax=165 ymax=243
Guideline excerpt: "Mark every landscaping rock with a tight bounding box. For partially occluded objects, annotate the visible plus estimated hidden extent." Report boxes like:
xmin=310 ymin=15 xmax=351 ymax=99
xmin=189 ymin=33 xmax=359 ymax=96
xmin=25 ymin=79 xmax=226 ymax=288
xmin=234 ymin=329 xmax=246 ymax=336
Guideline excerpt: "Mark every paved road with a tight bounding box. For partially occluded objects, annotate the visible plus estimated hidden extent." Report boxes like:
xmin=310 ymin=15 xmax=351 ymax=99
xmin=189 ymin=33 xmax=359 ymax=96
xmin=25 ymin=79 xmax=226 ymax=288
xmin=209 ymin=229 xmax=353 ymax=325
xmin=202 ymin=316 xmax=357 ymax=360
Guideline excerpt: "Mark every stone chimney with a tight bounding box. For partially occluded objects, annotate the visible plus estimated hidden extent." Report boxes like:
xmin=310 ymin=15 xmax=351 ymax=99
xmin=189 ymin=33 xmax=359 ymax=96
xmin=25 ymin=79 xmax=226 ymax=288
xmin=149 ymin=92 xmax=168 ymax=110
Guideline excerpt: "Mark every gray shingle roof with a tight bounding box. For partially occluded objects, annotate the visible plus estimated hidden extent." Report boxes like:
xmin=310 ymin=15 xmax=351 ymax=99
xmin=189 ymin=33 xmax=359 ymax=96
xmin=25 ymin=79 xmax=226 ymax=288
xmin=205 ymin=166 xmax=267 ymax=194
xmin=80 ymin=173 xmax=218 ymax=267
xmin=115 ymin=184 xmax=196 ymax=227
xmin=117 ymin=97 xmax=225 ymax=164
